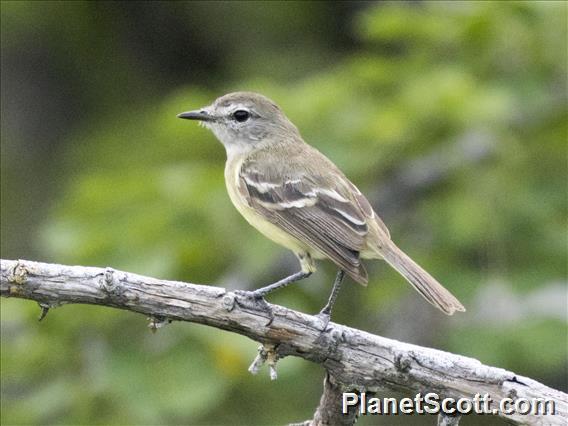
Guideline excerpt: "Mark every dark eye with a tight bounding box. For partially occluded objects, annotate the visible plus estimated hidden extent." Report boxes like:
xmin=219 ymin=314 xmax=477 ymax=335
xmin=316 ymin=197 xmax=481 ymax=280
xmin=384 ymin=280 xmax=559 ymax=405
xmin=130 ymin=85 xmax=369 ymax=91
xmin=233 ymin=110 xmax=250 ymax=122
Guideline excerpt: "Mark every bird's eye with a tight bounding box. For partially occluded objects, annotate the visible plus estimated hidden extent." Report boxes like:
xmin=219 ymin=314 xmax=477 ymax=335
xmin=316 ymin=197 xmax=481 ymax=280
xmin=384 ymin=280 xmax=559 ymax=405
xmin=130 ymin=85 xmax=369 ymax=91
xmin=233 ymin=110 xmax=250 ymax=122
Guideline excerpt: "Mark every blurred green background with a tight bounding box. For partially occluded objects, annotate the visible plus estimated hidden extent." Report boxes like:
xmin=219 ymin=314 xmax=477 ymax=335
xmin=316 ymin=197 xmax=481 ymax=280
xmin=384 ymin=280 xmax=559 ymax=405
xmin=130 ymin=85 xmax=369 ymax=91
xmin=1 ymin=1 xmax=566 ymax=425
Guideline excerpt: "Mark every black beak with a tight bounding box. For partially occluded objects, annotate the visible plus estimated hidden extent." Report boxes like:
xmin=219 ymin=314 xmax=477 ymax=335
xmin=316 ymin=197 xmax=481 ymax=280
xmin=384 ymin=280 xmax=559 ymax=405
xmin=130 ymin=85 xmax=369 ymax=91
xmin=177 ymin=109 xmax=215 ymax=122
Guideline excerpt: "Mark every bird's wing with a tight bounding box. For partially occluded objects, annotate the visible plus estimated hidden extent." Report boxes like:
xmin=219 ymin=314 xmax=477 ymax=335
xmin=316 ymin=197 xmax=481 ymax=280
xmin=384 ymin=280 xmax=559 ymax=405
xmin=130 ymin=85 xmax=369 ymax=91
xmin=237 ymin=146 xmax=372 ymax=284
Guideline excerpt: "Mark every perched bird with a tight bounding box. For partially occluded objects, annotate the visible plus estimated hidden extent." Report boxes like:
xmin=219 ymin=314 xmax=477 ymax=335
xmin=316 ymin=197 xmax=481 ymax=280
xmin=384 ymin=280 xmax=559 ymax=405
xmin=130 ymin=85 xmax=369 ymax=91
xmin=178 ymin=92 xmax=465 ymax=324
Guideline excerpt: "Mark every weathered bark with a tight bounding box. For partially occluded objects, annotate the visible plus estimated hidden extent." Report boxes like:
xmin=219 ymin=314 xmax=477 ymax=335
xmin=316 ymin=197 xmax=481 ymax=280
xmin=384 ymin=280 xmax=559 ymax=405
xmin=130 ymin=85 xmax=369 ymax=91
xmin=1 ymin=259 xmax=566 ymax=425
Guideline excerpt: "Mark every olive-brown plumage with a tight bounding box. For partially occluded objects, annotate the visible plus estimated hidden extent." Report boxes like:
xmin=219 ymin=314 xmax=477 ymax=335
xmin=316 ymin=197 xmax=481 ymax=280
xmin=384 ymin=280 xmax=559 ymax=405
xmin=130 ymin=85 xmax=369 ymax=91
xmin=178 ymin=92 xmax=465 ymax=317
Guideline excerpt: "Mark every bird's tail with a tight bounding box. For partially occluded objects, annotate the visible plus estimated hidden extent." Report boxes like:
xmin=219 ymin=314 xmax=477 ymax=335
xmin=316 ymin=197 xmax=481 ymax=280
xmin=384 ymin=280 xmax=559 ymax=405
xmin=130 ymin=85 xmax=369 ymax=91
xmin=380 ymin=241 xmax=465 ymax=315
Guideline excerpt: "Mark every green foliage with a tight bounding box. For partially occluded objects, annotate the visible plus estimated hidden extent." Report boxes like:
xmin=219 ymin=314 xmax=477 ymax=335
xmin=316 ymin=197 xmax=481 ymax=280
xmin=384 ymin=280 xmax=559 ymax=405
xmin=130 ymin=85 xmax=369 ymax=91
xmin=1 ymin=2 xmax=566 ymax=424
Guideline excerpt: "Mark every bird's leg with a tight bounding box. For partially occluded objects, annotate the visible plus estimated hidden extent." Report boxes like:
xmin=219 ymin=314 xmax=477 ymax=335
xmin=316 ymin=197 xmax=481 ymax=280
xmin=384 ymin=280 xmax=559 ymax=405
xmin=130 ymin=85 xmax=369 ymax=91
xmin=316 ymin=269 xmax=345 ymax=330
xmin=251 ymin=270 xmax=312 ymax=298
xmin=235 ymin=271 xmax=312 ymax=325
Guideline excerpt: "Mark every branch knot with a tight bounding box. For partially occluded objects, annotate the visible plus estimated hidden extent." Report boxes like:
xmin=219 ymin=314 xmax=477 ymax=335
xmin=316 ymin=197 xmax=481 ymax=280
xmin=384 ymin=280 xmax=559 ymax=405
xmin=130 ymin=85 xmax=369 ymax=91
xmin=394 ymin=353 xmax=412 ymax=373
xmin=222 ymin=293 xmax=236 ymax=311
xmin=10 ymin=260 xmax=28 ymax=285
xmin=100 ymin=267 xmax=124 ymax=297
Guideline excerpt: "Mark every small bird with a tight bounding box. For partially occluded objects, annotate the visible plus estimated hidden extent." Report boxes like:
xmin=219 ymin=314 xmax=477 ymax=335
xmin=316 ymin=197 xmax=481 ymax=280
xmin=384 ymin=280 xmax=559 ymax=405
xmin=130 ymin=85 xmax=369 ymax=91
xmin=178 ymin=92 xmax=465 ymax=324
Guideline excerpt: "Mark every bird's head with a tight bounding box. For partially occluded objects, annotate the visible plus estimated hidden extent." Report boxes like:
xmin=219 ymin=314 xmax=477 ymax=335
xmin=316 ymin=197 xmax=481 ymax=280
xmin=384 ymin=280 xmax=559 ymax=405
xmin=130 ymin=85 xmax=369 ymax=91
xmin=178 ymin=92 xmax=300 ymax=155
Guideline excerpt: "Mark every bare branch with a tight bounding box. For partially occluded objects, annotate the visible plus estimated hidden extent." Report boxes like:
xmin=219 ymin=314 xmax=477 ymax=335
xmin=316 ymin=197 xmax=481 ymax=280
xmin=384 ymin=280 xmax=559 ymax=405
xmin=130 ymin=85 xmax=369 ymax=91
xmin=294 ymin=373 xmax=361 ymax=426
xmin=1 ymin=259 xmax=566 ymax=425
xmin=437 ymin=412 xmax=462 ymax=426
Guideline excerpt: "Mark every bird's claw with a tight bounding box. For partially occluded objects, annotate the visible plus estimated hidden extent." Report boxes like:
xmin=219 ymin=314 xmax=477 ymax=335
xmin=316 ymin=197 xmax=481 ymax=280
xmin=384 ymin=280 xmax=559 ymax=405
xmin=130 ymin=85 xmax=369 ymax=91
xmin=315 ymin=311 xmax=331 ymax=331
xmin=234 ymin=290 xmax=275 ymax=325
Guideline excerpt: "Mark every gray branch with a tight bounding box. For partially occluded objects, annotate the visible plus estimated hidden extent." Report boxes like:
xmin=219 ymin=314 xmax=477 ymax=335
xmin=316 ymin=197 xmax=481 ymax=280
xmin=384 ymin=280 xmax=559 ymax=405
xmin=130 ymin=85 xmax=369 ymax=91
xmin=1 ymin=259 xmax=566 ymax=425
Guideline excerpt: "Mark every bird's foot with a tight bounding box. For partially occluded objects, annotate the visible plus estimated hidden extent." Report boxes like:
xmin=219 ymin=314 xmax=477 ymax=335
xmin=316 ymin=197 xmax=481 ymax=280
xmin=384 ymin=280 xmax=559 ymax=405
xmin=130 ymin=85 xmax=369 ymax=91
xmin=314 ymin=310 xmax=331 ymax=332
xmin=234 ymin=290 xmax=275 ymax=326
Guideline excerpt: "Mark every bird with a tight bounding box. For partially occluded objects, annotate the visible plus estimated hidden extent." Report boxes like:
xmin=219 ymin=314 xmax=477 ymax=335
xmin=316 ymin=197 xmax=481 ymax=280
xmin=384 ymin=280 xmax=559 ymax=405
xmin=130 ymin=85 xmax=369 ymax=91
xmin=178 ymin=92 xmax=465 ymax=325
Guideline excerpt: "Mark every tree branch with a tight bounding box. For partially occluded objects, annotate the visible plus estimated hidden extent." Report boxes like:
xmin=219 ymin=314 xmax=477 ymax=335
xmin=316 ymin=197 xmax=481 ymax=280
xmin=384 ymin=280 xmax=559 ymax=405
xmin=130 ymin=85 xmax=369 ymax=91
xmin=1 ymin=259 xmax=566 ymax=425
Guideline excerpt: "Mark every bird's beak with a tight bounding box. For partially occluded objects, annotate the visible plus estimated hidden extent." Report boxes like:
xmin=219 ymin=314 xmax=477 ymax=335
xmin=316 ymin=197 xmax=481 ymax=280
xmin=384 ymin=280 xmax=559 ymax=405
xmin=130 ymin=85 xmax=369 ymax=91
xmin=177 ymin=109 xmax=215 ymax=122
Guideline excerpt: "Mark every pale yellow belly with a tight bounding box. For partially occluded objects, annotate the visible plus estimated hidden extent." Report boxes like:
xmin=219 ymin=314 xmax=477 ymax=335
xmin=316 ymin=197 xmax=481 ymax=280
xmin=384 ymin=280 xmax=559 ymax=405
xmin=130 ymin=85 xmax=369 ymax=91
xmin=234 ymin=200 xmax=307 ymax=253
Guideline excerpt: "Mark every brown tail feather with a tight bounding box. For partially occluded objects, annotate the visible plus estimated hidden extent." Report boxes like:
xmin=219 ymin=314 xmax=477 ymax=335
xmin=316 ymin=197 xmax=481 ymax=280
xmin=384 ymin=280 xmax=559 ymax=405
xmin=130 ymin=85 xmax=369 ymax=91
xmin=380 ymin=242 xmax=465 ymax=315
